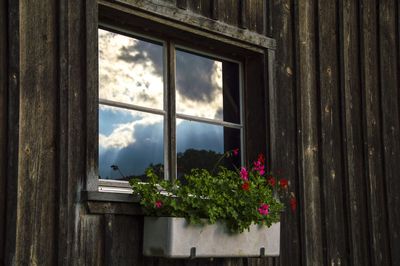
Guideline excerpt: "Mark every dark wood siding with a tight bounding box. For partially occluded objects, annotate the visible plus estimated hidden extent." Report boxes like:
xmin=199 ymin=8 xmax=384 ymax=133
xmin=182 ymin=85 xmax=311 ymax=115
xmin=0 ymin=0 xmax=7 ymax=262
xmin=2 ymin=0 xmax=400 ymax=265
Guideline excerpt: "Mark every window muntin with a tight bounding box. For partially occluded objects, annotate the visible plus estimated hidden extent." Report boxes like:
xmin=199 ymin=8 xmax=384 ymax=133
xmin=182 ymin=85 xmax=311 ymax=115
xmin=98 ymin=27 xmax=243 ymax=187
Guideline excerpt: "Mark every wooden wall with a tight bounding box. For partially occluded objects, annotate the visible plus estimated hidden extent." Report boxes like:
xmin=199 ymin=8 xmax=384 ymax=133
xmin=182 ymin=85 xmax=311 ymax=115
xmin=0 ymin=0 xmax=7 ymax=263
xmin=1 ymin=0 xmax=399 ymax=265
xmin=270 ymin=0 xmax=400 ymax=265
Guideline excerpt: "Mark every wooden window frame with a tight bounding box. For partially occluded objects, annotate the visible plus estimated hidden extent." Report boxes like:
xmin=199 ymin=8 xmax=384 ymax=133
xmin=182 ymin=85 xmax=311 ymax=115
xmin=84 ymin=1 xmax=276 ymax=204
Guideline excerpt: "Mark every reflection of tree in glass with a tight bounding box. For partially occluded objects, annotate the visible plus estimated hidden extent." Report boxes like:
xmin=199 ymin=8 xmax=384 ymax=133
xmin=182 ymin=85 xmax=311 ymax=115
xmin=176 ymin=149 xmax=240 ymax=184
xmin=111 ymin=163 xmax=164 ymax=182
xmin=104 ymin=149 xmax=239 ymax=182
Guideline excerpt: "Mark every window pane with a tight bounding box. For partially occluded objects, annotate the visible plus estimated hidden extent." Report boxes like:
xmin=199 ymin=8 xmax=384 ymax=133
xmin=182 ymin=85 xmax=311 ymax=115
xmin=99 ymin=105 xmax=164 ymax=180
xmin=99 ymin=29 xmax=164 ymax=110
xmin=176 ymin=49 xmax=240 ymax=124
xmin=176 ymin=119 xmax=241 ymax=179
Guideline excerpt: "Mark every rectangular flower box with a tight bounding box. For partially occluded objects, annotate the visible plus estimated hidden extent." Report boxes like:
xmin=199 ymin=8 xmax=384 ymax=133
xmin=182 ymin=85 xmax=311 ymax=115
xmin=143 ymin=217 xmax=280 ymax=258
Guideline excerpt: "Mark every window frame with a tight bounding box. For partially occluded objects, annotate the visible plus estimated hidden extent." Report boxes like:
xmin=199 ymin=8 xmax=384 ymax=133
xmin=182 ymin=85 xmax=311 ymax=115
xmin=98 ymin=23 xmax=245 ymax=192
xmin=84 ymin=2 xmax=277 ymax=201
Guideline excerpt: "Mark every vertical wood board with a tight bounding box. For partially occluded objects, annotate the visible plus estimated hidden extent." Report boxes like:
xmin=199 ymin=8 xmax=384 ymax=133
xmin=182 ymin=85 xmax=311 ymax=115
xmin=15 ymin=0 xmax=58 ymax=264
xmin=360 ymin=0 xmax=391 ymax=264
xmin=317 ymin=0 xmax=349 ymax=264
xmin=340 ymin=0 xmax=371 ymax=264
xmin=378 ymin=0 xmax=400 ymax=264
xmin=0 ymin=0 xmax=7 ymax=262
xmin=270 ymin=0 xmax=302 ymax=264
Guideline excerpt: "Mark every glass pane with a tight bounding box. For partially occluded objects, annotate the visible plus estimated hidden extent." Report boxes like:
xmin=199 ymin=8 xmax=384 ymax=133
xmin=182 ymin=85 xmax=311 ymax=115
xmin=176 ymin=119 xmax=241 ymax=179
xmin=176 ymin=49 xmax=240 ymax=124
xmin=99 ymin=105 xmax=164 ymax=181
xmin=99 ymin=28 xmax=164 ymax=110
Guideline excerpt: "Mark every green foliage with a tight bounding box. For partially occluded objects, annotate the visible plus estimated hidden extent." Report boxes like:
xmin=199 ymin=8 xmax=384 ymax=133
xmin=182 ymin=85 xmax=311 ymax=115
xmin=130 ymin=154 xmax=293 ymax=233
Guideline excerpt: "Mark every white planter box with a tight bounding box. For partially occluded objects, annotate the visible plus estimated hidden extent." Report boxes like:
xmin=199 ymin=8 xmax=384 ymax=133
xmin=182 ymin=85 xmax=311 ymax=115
xmin=143 ymin=217 xmax=280 ymax=258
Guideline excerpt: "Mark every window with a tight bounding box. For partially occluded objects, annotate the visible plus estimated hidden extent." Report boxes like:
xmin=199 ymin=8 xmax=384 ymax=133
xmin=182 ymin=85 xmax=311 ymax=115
xmin=98 ymin=25 xmax=243 ymax=191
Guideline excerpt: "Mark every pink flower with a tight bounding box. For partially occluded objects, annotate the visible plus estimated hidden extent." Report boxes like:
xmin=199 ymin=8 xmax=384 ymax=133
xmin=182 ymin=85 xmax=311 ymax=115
xmin=253 ymin=161 xmax=265 ymax=175
xmin=258 ymin=203 xmax=270 ymax=216
xmin=240 ymin=167 xmax=248 ymax=181
xmin=233 ymin=148 xmax=239 ymax=156
xmin=155 ymin=200 xmax=163 ymax=208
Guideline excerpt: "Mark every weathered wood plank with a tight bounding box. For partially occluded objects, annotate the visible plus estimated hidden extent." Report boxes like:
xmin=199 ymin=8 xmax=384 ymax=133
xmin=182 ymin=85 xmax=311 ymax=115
xmin=4 ymin=0 xmax=20 ymax=264
xmin=186 ymin=0 xmax=210 ymax=18
xmin=12 ymin=0 xmax=58 ymax=264
xmin=79 ymin=215 xmax=104 ymax=266
xmin=87 ymin=201 xmax=142 ymax=215
xmin=239 ymin=0 xmax=247 ymax=29
xmin=218 ymin=0 xmax=239 ymax=27
xmin=210 ymin=0 xmax=218 ymax=20
xmin=378 ymin=0 xmax=400 ymax=264
xmin=360 ymin=0 xmax=391 ymax=265
xmin=0 ymin=0 xmax=7 ymax=262
xmin=104 ymin=215 xmax=143 ymax=265
xmin=269 ymin=0 xmax=302 ymax=265
xmin=176 ymin=0 xmax=187 ymax=10
xmin=317 ymin=0 xmax=349 ymax=264
xmin=296 ymin=0 xmax=324 ymax=265
xmin=101 ymin=1 xmax=275 ymax=51
xmin=340 ymin=0 xmax=371 ymax=265
xmin=86 ymin=0 xmax=99 ymax=191
xmin=245 ymin=0 xmax=264 ymax=33
xmin=58 ymin=0 xmax=94 ymax=264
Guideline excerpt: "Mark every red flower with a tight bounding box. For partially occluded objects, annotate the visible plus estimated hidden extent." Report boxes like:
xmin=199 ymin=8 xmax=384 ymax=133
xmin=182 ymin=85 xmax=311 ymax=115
xmin=290 ymin=197 xmax=297 ymax=212
xmin=257 ymin=153 xmax=265 ymax=164
xmin=241 ymin=182 xmax=250 ymax=191
xmin=154 ymin=200 xmax=163 ymax=208
xmin=279 ymin=178 xmax=289 ymax=189
xmin=233 ymin=148 xmax=239 ymax=156
xmin=267 ymin=177 xmax=276 ymax=187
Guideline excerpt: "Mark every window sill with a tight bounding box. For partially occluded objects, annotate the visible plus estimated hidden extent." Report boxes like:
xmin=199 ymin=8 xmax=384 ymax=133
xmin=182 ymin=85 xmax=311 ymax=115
xmin=83 ymin=191 xmax=143 ymax=216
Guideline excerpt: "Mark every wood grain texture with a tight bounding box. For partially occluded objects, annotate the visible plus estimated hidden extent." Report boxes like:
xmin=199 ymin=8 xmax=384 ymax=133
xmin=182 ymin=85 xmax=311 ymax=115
xmin=4 ymin=0 xmax=20 ymax=263
xmin=57 ymin=0 xmax=92 ymax=264
xmin=13 ymin=0 xmax=58 ymax=264
xmin=79 ymin=215 xmax=104 ymax=266
xmin=269 ymin=0 xmax=302 ymax=265
xmin=218 ymin=0 xmax=239 ymax=27
xmin=378 ymin=0 xmax=400 ymax=264
xmin=245 ymin=0 xmax=264 ymax=33
xmin=340 ymin=0 xmax=371 ymax=265
xmin=360 ymin=0 xmax=392 ymax=265
xmin=0 ymin=0 xmax=7 ymax=262
xmin=317 ymin=0 xmax=349 ymax=264
xmin=296 ymin=0 xmax=324 ymax=265
xmin=104 ymin=215 xmax=143 ymax=265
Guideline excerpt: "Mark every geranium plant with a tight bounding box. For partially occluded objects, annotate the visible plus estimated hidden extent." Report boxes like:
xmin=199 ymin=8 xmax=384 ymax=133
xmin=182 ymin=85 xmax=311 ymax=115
xmin=130 ymin=151 xmax=296 ymax=233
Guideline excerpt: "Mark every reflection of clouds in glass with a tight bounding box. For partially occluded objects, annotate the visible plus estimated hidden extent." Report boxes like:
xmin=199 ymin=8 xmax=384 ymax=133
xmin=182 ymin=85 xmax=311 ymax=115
xmin=99 ymin=106 xmax=163 ymax=149
xmin=99 ymin=122 xmax=164 ymax=179
xmin=176 ymin=50 xmax=223 ymax=120
xmin=99 ymin=29 xmax=163 ymax=109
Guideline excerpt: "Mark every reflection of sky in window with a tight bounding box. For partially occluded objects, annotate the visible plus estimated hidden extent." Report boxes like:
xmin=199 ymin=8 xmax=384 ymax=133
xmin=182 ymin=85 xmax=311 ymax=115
xmin=99 ymin=106 xmax=163 ymax=179
xmin=99 ymin=29 xmax=164 ymax=110
xmin=176 ymin=50 xmax=223 ymax=120
xmin=176 ymin=119 xmax=224 ymax=154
